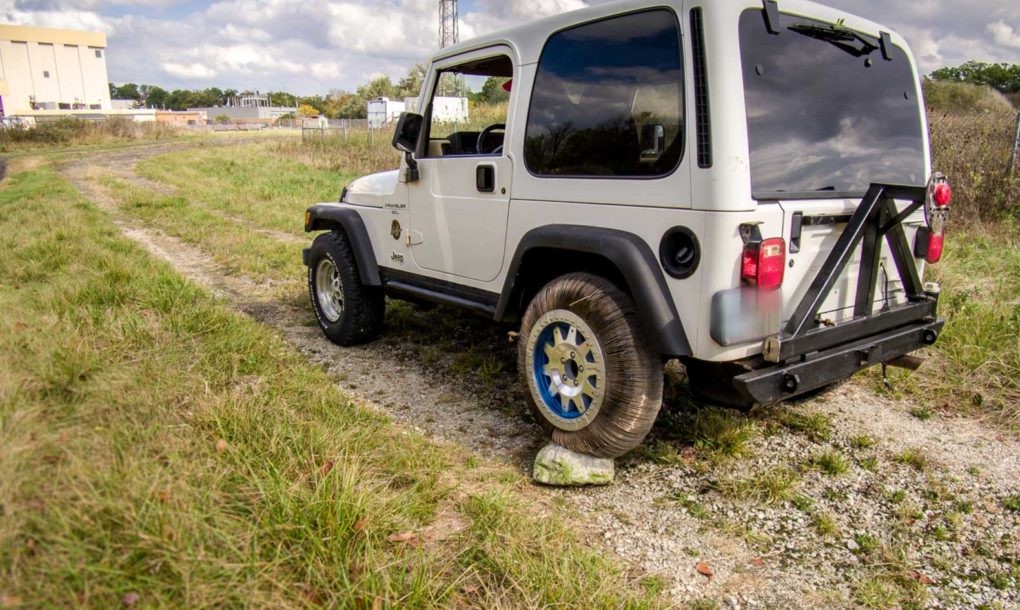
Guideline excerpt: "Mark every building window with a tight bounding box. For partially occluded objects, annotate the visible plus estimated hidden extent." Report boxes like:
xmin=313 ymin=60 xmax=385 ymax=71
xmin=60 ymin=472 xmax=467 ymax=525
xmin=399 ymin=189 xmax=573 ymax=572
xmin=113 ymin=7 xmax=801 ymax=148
xmin=58 ymin=103 xmax=71 ymax=110
xmin=43 ymin=71 xmax=50 ymax=78
xmin=89 ymin=104 xmax=101 ymax=110
xmin=95 ymin=49 xmax=103 ymax=58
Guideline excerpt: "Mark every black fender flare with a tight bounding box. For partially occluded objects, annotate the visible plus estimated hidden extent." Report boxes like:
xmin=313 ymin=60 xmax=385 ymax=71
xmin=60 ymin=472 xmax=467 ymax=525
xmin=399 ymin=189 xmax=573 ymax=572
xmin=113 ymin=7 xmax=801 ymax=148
xmin=497 ymin=225 xmax=691 ymax=357
xmin=304 ymin=204 xmax=381 ymax=286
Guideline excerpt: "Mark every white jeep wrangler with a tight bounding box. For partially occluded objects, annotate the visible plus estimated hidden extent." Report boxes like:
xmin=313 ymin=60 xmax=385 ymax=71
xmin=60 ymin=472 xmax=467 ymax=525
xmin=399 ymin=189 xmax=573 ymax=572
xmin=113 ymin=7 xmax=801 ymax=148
xmin=303 ymin=0 xmax=952 ymax=458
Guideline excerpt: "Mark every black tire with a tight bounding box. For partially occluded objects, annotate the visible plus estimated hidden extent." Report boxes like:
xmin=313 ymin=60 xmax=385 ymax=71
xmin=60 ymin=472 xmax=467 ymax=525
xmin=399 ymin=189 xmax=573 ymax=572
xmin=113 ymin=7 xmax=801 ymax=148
xmin=307 ymin=231 xmax=384 ymax=346
xmin=518 ymin=272 xmax=663 ymax=458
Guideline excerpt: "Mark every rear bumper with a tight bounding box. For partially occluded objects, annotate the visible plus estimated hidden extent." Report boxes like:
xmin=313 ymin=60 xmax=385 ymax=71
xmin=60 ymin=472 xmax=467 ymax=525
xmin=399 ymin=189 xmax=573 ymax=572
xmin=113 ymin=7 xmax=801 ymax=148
xmin=731 ymin=316 xmax=943 ymax=405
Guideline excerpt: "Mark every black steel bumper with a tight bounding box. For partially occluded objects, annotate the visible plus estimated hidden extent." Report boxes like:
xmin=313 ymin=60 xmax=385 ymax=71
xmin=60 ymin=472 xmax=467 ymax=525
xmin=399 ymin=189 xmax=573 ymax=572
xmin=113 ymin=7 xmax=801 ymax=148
xmin=731 ymin=315 xmax=943 ymax=405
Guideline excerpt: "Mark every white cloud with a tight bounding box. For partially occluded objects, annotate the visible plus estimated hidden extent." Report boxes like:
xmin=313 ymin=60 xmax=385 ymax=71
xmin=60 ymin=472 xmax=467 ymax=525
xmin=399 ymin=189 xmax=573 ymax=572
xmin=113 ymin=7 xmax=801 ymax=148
xmin=2 ymin=0 xmax=1018 ymax=93
xmin=162 ymin=61 xmax=216 ymax=79
xmin=988 ymin=20 xmax=1020 ymax=49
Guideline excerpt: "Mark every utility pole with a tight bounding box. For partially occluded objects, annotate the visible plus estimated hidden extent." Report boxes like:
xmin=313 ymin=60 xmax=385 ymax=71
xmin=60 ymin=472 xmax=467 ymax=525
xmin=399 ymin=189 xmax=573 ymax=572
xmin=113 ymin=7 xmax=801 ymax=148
xmin=439 ymin=0 xmax=458 ymax=49
xmin=438 ymin=0 xmax=460 ymax=96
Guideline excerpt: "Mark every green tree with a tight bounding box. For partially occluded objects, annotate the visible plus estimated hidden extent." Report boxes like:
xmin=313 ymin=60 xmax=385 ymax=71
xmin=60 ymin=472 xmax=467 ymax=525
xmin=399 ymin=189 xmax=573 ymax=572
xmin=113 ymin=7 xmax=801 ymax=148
xmin=142 ymin=85 xmax=169 ymax=109
xmin=476 ymin=76 xmax=510 ymax=105
xmin=297 ymin=104 xmax=320 ymax=118
xmin=397 ymin=63 xmax=427 ymax=99
xmin=929 ymin=61 xmax=1020 ymax=93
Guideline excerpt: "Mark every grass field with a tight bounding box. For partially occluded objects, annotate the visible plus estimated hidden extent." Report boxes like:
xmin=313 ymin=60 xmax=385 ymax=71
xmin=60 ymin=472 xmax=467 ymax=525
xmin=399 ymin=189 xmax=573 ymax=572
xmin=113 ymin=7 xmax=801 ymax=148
xmin=0 ymin=164 xmax=660 ymax=608
xmin=1 ymin=81 xmax=1017 ymax=608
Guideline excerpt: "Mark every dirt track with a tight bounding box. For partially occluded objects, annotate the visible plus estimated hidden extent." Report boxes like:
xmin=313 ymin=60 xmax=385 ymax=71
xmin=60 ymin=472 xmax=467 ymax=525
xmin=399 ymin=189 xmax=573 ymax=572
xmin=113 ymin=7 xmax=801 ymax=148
xmin=58 ymin=141 xmax=1020 ymax=609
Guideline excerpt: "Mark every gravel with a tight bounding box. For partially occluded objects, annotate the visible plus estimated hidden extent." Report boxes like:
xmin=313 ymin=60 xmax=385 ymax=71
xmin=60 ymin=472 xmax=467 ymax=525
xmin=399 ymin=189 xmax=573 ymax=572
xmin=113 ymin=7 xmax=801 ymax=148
xmin=60 ymin=143 xmax=1020 ymax=609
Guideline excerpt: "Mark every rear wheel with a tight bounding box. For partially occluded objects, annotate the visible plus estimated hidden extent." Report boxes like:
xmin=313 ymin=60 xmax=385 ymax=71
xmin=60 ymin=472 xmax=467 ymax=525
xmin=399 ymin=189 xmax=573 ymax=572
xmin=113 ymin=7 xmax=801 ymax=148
xmin=518 ymin=273 xmax=663 ymax=458
xmin=307 ymin=231 xmax=383 ymax=346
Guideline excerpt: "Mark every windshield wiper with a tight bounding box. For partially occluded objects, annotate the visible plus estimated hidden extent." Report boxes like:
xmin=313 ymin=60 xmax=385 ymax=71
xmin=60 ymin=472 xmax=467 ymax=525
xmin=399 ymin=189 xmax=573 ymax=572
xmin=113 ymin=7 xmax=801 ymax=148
xmin=789 ymin=24 xmax=879 ymax=58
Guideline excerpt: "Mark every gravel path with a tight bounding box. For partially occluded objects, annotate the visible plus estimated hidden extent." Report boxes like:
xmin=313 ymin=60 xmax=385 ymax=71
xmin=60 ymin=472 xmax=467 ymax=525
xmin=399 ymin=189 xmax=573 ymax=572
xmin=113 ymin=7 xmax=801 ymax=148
xmin=58 ymin=142 xmax=1020 ymax=609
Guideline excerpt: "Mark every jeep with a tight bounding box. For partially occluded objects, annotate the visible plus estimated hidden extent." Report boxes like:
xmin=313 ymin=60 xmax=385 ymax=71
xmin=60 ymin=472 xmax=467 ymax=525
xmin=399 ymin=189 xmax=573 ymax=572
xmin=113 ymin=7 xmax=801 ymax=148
xmin=302 ymin=0 xmax=951 ymax=458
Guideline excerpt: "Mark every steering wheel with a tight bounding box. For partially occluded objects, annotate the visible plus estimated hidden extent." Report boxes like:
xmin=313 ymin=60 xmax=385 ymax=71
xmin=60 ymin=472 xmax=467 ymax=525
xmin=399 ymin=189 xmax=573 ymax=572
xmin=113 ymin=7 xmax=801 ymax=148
xmin=476 ymin=123 xmax=506 ymax=155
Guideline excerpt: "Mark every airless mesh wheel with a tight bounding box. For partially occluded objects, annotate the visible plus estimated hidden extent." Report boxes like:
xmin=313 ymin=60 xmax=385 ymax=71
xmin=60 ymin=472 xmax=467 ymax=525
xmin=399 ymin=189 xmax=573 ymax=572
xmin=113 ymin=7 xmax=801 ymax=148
xmin=519 ymin=272 xmax=663 ymax=458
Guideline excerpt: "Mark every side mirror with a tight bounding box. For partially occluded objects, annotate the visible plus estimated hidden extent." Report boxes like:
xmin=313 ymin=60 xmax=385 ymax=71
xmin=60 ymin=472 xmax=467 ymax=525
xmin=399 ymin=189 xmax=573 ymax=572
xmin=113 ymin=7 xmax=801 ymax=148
xmin=392 ymin=112 xmax=423 ymax=154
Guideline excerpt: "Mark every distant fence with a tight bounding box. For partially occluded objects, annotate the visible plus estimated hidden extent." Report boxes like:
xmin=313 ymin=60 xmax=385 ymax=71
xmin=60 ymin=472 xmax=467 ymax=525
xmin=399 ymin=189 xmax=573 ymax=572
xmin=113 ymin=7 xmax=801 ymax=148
xmin=300 ymin=119 xmax=394 ymax=144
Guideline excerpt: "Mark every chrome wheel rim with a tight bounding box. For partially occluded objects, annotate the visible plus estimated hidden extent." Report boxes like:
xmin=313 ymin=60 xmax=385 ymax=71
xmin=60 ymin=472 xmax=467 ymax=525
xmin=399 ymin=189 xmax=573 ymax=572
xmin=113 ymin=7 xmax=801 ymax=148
xmin=527 ymin=310 xmax=606 ymax=431
xmin=315 ymin=258 xmax=344 ymax=323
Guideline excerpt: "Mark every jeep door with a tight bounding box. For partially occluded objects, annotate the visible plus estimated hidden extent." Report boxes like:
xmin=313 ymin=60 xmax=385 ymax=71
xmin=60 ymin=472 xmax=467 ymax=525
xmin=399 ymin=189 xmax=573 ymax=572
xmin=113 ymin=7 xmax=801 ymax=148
xmin=405 ymin=48 xmax=515 ymax=283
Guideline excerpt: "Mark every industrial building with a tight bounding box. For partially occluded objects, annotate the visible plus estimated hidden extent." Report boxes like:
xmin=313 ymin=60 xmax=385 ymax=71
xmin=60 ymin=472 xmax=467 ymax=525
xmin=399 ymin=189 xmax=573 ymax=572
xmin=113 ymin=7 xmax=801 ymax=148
xmin=189 ymin=93 xmax=296 ymax=125
xmin=0 ymin=23 xmax=112 ymax=116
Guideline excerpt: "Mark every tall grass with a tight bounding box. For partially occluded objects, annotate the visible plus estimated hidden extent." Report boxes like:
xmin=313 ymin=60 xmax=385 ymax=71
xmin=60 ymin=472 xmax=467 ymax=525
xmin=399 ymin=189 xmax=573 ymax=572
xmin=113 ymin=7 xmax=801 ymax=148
xmin=0 ymin=117 xmax=178 ymax=152
xmin=924 ymin=81 xmax=1020 ymax=225
xmin=271 ymin=130 xmax=400 ymax=176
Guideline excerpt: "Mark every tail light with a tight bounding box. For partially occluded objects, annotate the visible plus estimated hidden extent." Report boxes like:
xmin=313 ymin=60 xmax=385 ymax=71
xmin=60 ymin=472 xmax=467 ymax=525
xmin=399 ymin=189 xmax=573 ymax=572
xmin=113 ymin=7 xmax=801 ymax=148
xmin=933 ymin=182 xmax=951 ymax=207
xmin=742 ymin=237 xmax=786 ymax=290
xmin=921 ymin=172 xmax=951 ymax=265
xmin=926 ymin=232 xmax=944 ymax=264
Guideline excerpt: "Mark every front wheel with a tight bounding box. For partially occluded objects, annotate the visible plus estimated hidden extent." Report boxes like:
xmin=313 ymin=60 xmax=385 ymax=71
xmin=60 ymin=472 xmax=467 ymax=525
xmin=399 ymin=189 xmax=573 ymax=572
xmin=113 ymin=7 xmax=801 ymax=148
xmin=518 ymin=273 xmax=663 ymax=458
xmin=307 ymin=231 xmax=384 ymax=346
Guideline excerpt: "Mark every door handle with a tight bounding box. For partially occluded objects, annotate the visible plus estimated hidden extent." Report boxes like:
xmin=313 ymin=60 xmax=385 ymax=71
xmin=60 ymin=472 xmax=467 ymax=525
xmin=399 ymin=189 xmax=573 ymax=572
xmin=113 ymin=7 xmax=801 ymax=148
xmin=476 ymin=164 xmax=495 ymax=193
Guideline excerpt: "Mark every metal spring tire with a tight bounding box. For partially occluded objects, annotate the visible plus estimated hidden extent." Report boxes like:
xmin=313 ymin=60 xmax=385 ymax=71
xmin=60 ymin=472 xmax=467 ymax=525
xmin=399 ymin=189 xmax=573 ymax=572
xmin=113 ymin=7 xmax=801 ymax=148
xmin=518 ymin=272 xmax=663 ymax=458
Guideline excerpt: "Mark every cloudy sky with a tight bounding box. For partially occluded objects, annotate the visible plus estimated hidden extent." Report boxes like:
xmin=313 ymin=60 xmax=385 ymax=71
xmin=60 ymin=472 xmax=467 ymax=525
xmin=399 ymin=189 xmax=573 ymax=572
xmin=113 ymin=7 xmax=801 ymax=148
xmin=1 ymin=0 xmax=1017 ymax=95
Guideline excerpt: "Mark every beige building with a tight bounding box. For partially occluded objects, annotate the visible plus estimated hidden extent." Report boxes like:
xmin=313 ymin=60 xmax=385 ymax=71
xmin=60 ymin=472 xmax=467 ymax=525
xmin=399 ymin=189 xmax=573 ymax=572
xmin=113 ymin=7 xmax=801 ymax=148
xmin=0 ymin=24 xmax=112 ymax=116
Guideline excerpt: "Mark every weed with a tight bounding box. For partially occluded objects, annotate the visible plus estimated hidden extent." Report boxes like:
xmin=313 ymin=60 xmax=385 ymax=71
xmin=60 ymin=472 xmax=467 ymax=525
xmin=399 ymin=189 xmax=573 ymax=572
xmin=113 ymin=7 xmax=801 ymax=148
xmin=791 ymin=494 xmax=815 ymax=513
xmin=674 ymin=494 xmax=710 ymax=519
xmin=987 ymin=571 xmax=1012 ymax=591
xmin=686 ymin=408 xmax=756 ymax=460
xmin=813 ymin=512 xmax=839 ymax=537
xmin=715 ymin=466 xmax=801 ymax=505
xmin=886 ymin=490 xmax=907 ymax=504
xmin=640 ymin=575 xmax=667 ymax=597
xmin=778 ymin=411 xmax=833 ymax=442
xmin=894 ymin=449 xmax=930 ymax=472
xmin=688 ymin=600 xmax=719 ymax=610
xmin=1004 ymin=494 xmax=1020 ymax=513
xmin=808 ymin=449 xmax=850 ymax=476
xmin=850 ymin=435 xmax=876 ymax=449
xmin=823 ymin=488 xmax=849 ymax=502
xmin=854 ymin=533 xmax=879 ymax=555
xmin=909 ymin=406 xmax=933 ymax=421
xmin=859 ymin=456 xmax=879 ymax=472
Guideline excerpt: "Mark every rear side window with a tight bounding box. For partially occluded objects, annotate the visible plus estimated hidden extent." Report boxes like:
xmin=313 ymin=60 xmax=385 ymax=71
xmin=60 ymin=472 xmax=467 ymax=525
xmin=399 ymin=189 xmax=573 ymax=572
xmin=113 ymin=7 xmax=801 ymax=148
xmin=739 ymin=10 xmax=925 ymax=196
xmin=524 ymin=9 xmax=685 ymax=178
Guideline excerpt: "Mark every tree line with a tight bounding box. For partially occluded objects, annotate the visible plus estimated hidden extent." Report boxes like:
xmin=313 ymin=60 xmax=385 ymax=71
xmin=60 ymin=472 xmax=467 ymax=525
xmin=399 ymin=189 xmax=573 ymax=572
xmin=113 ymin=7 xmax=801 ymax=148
xmin=928 ymin=61 xmax=1020 ymax=94
xmin=108 ymin=63 xmax=512 ymax=119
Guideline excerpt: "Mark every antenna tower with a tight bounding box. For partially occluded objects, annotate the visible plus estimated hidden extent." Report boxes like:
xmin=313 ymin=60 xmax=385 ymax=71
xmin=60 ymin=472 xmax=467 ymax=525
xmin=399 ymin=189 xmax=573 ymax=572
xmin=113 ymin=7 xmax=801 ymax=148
xmin=439 ymin=0 xmax=459 ymax=49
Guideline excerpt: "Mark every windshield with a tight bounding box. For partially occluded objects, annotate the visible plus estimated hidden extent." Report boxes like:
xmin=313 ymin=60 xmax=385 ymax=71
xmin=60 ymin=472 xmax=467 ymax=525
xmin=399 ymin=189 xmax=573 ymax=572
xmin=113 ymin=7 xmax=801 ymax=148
xmin=738 ymin=10 xmax=925 ymax=197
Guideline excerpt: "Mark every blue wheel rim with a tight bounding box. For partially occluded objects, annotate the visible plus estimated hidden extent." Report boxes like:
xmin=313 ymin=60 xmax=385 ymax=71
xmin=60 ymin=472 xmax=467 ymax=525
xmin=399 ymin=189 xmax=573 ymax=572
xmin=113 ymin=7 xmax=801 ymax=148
xmin=529 ymin=312 xmax=605 ymax=429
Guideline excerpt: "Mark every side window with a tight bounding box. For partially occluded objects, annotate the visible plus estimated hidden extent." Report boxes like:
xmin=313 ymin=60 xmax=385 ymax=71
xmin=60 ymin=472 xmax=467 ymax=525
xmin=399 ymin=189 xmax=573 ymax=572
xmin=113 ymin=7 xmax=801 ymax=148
xmin=524 ymin=9 xmax=685 ymax=177
xmin=425 ymin=54 xmax=513 ymax=157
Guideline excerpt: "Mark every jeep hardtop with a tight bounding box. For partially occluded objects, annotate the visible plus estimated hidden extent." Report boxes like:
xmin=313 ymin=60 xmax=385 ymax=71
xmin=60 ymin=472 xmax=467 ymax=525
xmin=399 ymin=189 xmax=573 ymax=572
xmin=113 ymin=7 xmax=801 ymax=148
xmin=302 ymin=0 xmax=952 ymax=458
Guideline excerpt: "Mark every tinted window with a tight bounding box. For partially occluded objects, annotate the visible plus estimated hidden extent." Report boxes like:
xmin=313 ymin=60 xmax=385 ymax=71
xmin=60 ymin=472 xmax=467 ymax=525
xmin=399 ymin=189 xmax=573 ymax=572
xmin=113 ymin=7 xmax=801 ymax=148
xmin=739 ymin=10 xmax=925 ymax=196
xmin=525 ymin=10 xmax=684 ymax=177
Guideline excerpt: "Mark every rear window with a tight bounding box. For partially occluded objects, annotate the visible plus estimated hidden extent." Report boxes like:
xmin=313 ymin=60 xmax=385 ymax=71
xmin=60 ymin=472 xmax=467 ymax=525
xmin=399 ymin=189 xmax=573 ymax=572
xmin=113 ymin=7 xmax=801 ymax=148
xmin=738 ymin=10 xmax=925 ymax=197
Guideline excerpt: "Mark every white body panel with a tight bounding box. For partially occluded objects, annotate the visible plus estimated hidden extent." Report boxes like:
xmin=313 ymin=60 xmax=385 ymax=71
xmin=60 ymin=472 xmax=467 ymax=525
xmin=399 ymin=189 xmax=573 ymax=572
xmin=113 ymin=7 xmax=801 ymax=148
xmin=329 ymin=0 xmax=931 ymax=363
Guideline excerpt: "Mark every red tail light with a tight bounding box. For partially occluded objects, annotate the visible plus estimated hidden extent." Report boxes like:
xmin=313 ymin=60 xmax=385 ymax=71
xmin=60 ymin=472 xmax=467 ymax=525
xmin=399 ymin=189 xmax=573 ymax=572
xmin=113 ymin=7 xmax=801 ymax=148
xmin=742 ymin=237 xmax=786 ymax=290
xmin=926 ymin=232 xmax=944 ymax=264
xmin=933 ymin=182 xmax=952 ymax=207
